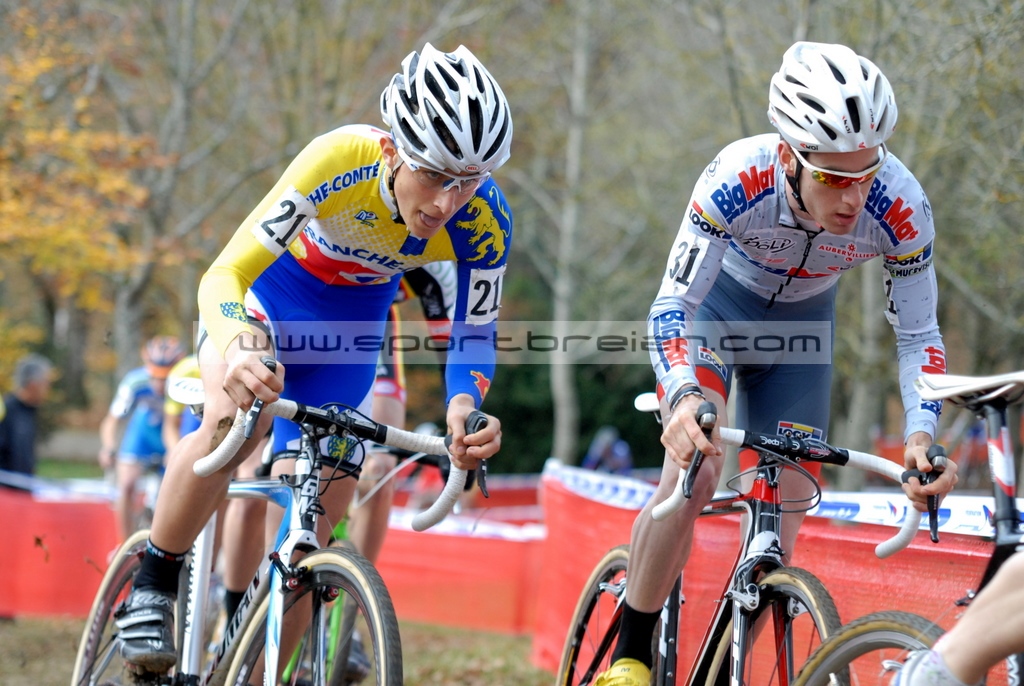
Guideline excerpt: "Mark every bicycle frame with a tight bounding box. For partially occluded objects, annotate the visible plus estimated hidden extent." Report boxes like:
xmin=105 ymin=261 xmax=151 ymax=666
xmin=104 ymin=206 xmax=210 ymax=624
xmin=563 ymin=393 xmax=917 ymax=686
xmin=975 ymin=397 xmax=1024 ymax=588
xmin=674 ymin=461 xmax=794 ymax=685
xmin=175 ymin=425 xmax=330 ymax=686
xmin=791 ymin=373 xmax=1024 ymax=686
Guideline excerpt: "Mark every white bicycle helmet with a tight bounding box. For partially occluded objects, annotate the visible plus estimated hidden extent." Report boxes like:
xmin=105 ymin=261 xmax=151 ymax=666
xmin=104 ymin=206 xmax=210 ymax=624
xmin=380 ymin=43 xmax=512 ymax=176
xmin=768 ymin=41 xmax=897 ymax=153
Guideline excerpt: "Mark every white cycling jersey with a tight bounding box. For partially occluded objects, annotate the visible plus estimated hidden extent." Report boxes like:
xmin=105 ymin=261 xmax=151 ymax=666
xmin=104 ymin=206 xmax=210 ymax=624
xmin=649 ymin=133 xmax=945 ymax=440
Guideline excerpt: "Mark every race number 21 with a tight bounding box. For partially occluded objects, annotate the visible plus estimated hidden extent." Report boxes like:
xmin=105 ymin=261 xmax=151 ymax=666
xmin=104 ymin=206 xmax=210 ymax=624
xmin=251 ymin=186 xmax=316 ymax=256
xmin=467 ymin=265 xmax=506 ymax=325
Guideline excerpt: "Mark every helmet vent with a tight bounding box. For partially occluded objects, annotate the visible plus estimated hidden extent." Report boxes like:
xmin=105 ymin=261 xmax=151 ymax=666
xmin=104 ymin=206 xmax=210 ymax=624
xmin=798 ymin=95 xmax=826 ymax=114
xmin=399 ymin=118 xmax=426 ymax=152
xmin=424 ymin=72 xmax=457 ymax=120
xmin=819 ymin=122 xmax=839 ymax=141
xmin=779 ymin=110 xmax=803 ymax=130
xmin=437 ymin=64 xmax=460 ymax=92
xmin=483 ymin=109 xmax=510 ymax=161
xmin=432 ymin=116 xmax=462 ymax=158
xmin=400 ymin=80 xmax=419 ymax=116
xmin=447 ymin=54 xmax=468 ymax=78
xmin=846 ymin=97 xmax=862 ymax=133
xmin=824 ymin=58 xmax=847 ymax=84
xmin=468 ymin=98 xmax=484 ymax=150
xmin=425 ymin=99 xmax=462 ymax=158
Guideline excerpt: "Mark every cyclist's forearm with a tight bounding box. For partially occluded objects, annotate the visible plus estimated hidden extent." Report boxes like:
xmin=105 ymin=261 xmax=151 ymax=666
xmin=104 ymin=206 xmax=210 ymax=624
xmin=98 ymin=414 xmax=119 ymax=455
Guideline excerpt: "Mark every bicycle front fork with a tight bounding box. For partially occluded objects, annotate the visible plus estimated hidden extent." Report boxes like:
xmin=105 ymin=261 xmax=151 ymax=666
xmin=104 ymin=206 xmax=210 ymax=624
xmin=655 ymin=576 xmax=684 ymax=684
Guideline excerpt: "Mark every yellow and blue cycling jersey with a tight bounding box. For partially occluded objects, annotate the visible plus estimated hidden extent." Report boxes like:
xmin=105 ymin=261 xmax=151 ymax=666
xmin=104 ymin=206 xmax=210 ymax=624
xmin=197 ymin=124 xmax=510 ymax=447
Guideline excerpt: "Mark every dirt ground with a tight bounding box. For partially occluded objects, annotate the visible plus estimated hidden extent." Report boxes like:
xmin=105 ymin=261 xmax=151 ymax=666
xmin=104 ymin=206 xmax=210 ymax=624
xmin=0 ymin=616 xmax=553 ymax=686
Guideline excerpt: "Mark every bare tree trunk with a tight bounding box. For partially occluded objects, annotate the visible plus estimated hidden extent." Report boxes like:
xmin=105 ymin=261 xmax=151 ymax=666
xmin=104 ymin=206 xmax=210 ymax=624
xmin=112 ymin=273 xmax=151 ymax=379
xmin=549 ymin=0 xmax=591 ymax=462
xmin=55 ymin=300 xmax=91 ymax=407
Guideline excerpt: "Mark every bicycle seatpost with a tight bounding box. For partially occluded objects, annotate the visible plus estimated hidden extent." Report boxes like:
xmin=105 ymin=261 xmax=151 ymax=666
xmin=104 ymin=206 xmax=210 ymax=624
xmin=244 ymin=356 xmax=278 ymax=440
xmin=682 ymin=401 xmax=718 ymax=499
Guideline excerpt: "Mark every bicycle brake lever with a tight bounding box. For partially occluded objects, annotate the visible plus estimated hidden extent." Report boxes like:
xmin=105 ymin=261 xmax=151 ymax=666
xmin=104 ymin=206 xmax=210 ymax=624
xmin=466 ymin=411 xmax=489 ymax=498
xmin=925 ymin=444 xmax=947 ymax=543
xmin=682 ymin=401 xmax=718 ymax=499
xmin=244 ymin=356 xmax=278 ymax=440
xmin=901 ymin=443 xmax=947 ymax=544
xmin=440 ymin=410 xmax=490 ymax=496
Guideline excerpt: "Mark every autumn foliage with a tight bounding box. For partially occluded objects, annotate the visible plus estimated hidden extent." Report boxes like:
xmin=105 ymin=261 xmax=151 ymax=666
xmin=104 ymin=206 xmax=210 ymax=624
xmin=0 ymin=4 xmax=154 ymax=379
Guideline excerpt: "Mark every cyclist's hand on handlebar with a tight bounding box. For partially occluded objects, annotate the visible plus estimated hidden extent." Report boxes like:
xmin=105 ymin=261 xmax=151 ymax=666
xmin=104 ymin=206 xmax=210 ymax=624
xmin=661 ymin=393 xmax=720 ymax=470
xmin=222 ymin=337 xmax=284 ymax=410
xmin=901 ymin=433 xmax=958 ymax=513
xmin=446 ymin=393 xmax=501 ymax=470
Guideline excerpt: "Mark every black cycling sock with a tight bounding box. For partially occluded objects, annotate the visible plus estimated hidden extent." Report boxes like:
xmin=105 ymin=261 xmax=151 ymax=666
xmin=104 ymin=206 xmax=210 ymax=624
xmin=224 ymin=589 xmax=246 ymax=621
xmin=133 ymin=539 xmax=187 ymax=595
xmin=611 ymin=602 xmax=661 ymax=669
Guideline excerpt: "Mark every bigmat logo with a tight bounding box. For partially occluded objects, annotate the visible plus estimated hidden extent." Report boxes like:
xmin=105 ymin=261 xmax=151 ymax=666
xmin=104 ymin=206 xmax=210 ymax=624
xmin=710 ymin=164 xmax=776 ymax=225
xmin=865 ymin=179 xmax=919 ymax=245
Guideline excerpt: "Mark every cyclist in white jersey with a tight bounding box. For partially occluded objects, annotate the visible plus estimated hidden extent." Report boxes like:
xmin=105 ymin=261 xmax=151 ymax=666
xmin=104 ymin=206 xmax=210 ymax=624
xmin=596 ymin=41 xmax=960 ymax=686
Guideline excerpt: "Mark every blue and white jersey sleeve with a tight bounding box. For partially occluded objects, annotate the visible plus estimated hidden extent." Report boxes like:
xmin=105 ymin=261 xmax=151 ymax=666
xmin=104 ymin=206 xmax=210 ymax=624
xmin=647 ymin=159 xmax=735 ymax=404
xmin=872 ymin=158 xmax=945 ymax=440
xmin=108 ymin=367 xmax=153 ymax=419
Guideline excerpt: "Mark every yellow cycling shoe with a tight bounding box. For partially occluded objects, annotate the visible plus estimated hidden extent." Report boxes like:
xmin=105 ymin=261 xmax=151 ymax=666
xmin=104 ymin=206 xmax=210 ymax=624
xmin=594 ymin=658 xmax=651 ymax=686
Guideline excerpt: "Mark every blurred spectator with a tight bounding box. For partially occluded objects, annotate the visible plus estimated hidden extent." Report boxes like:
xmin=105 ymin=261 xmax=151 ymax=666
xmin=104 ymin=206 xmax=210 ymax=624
xmin=0 ymin=354 xmax=55 ymax=479
xmin=582 ymin=425 xmax=634 ymax=476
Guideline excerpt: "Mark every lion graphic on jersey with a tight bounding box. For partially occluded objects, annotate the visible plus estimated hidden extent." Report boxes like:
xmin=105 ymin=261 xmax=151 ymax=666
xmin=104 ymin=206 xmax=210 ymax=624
xmin=454 ymin=194 xmax=509 ymax=265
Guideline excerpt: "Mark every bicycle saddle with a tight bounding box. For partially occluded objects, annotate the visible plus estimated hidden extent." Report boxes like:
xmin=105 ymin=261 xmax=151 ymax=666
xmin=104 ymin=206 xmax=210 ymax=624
xmin=915 ymin=370 xmax=1024 ymax=406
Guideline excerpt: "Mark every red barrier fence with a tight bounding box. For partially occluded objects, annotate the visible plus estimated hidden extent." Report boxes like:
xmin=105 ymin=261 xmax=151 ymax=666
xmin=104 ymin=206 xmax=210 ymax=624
xmin=529 ymin=470 xmax=997 ymax=681
xmin=0 ymin=488 xmax=118 ymax=617
xmin=0 ymin=469 xmax=1002 ymax=681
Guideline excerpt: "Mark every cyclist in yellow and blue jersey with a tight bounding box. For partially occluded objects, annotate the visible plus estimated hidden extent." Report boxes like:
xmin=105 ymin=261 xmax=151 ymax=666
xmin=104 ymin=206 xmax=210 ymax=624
xmin=115 ymin=43 xmax=513 ymax=674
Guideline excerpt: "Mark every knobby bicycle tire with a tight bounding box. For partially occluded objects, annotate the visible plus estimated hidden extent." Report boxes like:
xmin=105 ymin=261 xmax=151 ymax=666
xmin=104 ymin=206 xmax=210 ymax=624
xmin=71 ymin=529 xmax=152 ymax=686
xmin=558 ymin=545 xmax=630 ymax=686
xmin=226 ymin=546 xmax=402 ymax=686
xmin=700 ymin=566 xmax=843 ymax=686
xmin=793 ymin=611 xmax=944 ymax=686
xmin=283 ymin=540 xmax=364 ymax=686
xmin=326 ymin=539 xmax=361 ymax=686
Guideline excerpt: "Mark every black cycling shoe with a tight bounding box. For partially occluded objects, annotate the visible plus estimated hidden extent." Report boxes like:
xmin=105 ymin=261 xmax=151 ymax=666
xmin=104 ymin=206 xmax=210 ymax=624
xmin=114 ymin=588 xmax=177 ymax=673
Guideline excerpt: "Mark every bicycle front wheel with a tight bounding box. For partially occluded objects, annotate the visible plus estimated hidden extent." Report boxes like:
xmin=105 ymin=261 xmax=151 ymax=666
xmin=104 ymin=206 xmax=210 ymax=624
xmin=226 ymin=546 xmax=402 ymax=686
xmin=557 ymin=545 xmax=630 ymax=686
xmin=793 ymin=611 xmax=944 ymax=686
xmin=702 ymin=566 xmax=843 ymax=686
xmin=71 ymin=529 xmax=153 ymax=686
